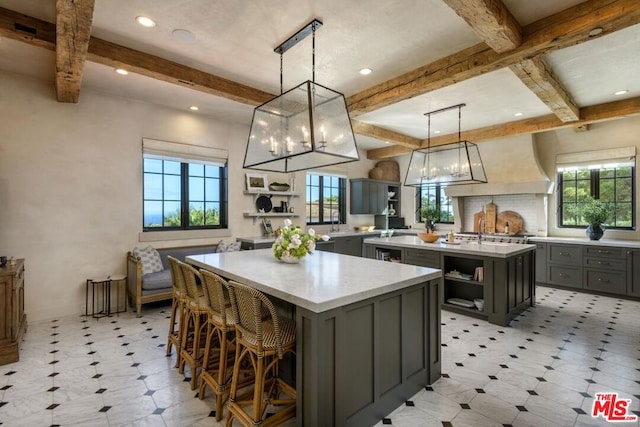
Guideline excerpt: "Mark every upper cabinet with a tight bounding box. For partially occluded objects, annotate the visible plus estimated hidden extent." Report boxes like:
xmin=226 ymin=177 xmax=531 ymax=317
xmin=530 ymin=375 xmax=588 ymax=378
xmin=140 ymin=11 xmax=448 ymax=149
xmin=349 ymin=179 xmax=401 ymax=216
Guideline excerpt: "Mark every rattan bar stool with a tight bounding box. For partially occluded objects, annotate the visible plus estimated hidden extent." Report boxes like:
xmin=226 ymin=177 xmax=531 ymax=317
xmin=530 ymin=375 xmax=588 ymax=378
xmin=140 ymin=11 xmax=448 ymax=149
xmin=166 ymin=256 xmax=188 ymax=367
xmin=178 ymin=262 xmax=209 ymax=390
xmin=225 ymin=280 xmax=297 ymax=427
xmin=198 ymin=270 xmax=252 ymax=421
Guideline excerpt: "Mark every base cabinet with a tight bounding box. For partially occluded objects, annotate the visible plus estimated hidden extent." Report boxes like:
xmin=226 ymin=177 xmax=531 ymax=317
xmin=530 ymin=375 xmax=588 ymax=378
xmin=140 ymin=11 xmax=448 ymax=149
xmin=333 ymin=236 xmax=363 ymax=257
xmin=0 ymin=259 xmax=27 ymax=365
xmin=628 ymin=250 xmax=640 ymax=297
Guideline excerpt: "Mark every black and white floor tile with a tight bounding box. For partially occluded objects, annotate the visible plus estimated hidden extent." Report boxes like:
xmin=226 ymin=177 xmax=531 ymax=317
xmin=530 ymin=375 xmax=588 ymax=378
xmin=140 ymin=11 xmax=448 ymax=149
xmin=0 ymin=286 xmax=638 ymax=426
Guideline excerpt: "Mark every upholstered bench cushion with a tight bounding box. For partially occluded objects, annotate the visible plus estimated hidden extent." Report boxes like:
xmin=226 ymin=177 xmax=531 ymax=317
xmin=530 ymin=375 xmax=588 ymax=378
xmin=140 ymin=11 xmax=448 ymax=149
xmin=142 ymin=270 xmax=172 ymax=290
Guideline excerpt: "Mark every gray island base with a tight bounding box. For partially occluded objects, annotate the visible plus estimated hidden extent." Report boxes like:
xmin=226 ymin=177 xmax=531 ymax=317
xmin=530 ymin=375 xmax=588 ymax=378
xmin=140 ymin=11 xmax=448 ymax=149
xmin=187 ymin=249 xmax=442 ymax=427
xmin=364 ymin=236 xmax=537 ymax=327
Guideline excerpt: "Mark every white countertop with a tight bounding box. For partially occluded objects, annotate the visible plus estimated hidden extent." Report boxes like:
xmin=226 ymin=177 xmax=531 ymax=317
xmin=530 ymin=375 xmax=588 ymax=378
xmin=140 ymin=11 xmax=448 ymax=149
xmin=186 ymin=249 xmax=440 ymax=313
xmin=236 ymin=229 xmax=416 ymax=244
xmin=364 ymin=235 xmax=537 ymax=258
xmin=528 ymin=236 xmax=640 ymax=249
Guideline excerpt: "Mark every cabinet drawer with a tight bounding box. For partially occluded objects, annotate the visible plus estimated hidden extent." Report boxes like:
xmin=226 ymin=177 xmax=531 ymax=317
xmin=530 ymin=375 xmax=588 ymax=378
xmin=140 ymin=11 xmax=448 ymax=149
xmin=584 ymin=257 xmax=626 ymax=271
xmin=584 ymin=246 xmax=624 ymax=259
xmin=548 ymin=244 xmax=582 ymax=266
xmin=548 ymin=265 xmax=583 ymax=288
xmin=585 ymin=270 xmax=626 ymax=295
xmin=404 ymin=249 xmax=440 ymax=268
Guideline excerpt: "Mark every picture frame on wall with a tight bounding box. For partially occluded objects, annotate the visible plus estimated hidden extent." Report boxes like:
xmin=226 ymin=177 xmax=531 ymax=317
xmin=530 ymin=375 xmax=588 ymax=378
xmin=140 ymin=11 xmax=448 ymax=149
xmin=246 ymin=173 xmax=269 ymax=191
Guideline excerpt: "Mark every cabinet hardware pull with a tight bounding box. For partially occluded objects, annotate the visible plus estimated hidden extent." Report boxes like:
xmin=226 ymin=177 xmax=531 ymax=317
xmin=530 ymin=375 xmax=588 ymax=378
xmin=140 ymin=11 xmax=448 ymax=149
xmin=597 ymin=261 xmax=609 ymax=265
xmin=597 ymin=278 xmax=610 ymax=282
xmin=559 ymin=252 xmax=569 ymax=256
xmin=598 ymin=250 xmax=610 ymax=254
xmin=559 ymin=273 xmax=566 ymax=277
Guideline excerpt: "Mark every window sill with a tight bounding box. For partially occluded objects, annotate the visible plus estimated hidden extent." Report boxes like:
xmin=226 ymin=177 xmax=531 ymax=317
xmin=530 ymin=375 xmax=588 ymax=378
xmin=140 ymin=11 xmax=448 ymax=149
xmin=139 ymin=228 xmax=232 ymax=243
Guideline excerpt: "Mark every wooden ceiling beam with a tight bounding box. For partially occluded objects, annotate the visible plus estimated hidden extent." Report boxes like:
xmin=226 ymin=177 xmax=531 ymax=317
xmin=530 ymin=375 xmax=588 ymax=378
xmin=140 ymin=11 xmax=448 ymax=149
xmin=442 ymin=0 xmax=521 ymax=53
xmin=350 ymin=120 xmax=421 ymax=149
xmin=0 ymin=6 xmax=274 ymax=106
xmin=510 ymin=56 xmax=579 ymax=122
xmin=366 ymin=96 xmax=640 ymax=159
xmin=55 ymin=0 xmax=95 ymax=103
xmin=347 ymin=0 xmax=640 ymax=116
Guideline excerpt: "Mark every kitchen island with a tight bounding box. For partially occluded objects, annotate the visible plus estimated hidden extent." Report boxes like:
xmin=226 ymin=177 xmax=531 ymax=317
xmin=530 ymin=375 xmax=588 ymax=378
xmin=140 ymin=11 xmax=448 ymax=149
xmin=187 ymin=249 xmax=442 ymax=427
xmin=363 ymin=236 xmax=537 ymax=326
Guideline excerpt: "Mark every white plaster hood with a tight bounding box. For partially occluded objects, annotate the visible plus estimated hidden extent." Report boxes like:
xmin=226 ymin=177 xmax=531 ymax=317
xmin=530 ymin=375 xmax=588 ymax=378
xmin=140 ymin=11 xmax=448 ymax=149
xmin=445 ymin=134 xmax=554 ymax=197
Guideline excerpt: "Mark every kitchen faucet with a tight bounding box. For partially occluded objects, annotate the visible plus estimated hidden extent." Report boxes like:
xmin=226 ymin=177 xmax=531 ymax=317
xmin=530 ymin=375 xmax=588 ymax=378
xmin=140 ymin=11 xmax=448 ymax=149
xmin=478 ymin=217 xmax=485 ymax=245
xmin=331 ymin=210 xmax=340 ymax=232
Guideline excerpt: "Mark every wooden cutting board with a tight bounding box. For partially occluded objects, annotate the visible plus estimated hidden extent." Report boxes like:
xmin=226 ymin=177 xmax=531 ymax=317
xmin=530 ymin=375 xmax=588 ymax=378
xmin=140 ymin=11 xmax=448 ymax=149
xmin=496 ymin=211 xmax=525 ymax=235
xmin=485 ymin=202 xmax=497 ymax=234
xmin=473 ymin=211 xmax=485 ymax=233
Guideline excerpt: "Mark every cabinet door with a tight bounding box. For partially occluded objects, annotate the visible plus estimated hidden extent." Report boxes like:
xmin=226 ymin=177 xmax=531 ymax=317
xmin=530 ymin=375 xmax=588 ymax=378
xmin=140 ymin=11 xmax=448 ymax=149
xmin=628 ymin=250 xmax=640 ymax=297
xmin=0 ymin=276 xmax=11 ymax=345
xmin=334 ymin=237 xmax=363 ymax=257
xmin=534 ymin=242 xmax=547 ymax=284
xmin=349 ymin=180 xmax=368 ymax=214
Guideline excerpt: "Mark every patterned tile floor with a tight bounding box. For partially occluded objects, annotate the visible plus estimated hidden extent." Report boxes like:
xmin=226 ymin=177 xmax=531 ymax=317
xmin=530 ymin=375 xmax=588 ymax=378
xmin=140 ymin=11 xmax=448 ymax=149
xmin=0 ymin=286 xmax=638 ymax=426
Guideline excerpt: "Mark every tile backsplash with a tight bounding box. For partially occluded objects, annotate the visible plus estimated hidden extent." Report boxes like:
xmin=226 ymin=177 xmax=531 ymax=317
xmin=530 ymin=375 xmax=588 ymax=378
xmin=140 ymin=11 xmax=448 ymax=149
xmin=463 ymin=194 xmax=538 ymax=234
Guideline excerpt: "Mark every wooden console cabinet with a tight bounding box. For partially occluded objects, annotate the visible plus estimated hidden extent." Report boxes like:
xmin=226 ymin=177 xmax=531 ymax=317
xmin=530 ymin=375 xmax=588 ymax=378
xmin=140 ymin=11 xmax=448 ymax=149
xmin=0 ymin=259 xmax=27 ymax=365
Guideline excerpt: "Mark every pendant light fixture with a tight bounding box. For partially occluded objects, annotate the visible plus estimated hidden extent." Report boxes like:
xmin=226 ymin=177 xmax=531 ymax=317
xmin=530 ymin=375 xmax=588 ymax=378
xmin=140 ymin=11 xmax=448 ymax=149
xmin=243 ymin=20 xmax=359 ymax=172
xmin=404 ymin=103 xmax=487 ymax=187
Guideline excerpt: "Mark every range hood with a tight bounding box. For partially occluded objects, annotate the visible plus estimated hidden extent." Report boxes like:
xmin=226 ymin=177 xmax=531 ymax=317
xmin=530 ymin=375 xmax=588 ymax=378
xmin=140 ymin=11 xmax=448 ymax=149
xmin=444 ymin=134 xmax=554 ymax=197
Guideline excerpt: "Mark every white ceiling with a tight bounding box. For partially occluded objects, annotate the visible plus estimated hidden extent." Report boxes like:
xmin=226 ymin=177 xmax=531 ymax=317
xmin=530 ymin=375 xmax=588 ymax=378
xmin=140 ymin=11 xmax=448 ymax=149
xmin=0 ymin=0 xmax=638 ymax=150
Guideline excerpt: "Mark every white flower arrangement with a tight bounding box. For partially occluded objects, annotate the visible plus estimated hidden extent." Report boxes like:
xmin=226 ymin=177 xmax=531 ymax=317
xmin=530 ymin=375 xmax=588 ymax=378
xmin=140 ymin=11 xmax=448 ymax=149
xmin=272 ymin=219 xmax=329 ymax=261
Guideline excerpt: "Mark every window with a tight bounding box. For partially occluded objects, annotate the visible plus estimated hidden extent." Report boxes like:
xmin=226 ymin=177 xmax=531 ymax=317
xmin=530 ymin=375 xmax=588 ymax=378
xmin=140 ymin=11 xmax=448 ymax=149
xmin=415 ymin=184 xmax=454 ymax=223
xmin=143 ymin=157 xmax=228 ymax=230
xmin=558 ymin=165 xmax=635 ymax=229
xmin=306 ymin=173 xmax=346 ymax=225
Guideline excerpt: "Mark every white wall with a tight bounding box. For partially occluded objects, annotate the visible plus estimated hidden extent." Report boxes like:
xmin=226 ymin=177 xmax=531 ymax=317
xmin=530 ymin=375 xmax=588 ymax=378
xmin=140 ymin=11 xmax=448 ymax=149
xmin=0 ymin=72 xmax=377 ymax=321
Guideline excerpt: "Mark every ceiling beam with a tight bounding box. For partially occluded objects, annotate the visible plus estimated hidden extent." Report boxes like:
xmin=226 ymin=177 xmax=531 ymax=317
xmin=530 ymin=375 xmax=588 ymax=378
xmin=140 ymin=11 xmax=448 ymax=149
xmin=86 ymin=38 xmax=274 ymax=106
xmin=347 ymin=0 xmax=640 ymax=116
xmin=366 ymin=96 xmax=640 ymax=159
xmin=55 ymin=0 xmax=95 ymax=103
xmin=0 ymin=6 xmax=274 ymax=107
xmin=510 ymin=56 xmax=580 ymax=122
xmin=442 ymin=0 xmax=521 ymax=53
xmin=350 ymin=120 xmax=421 ymax=149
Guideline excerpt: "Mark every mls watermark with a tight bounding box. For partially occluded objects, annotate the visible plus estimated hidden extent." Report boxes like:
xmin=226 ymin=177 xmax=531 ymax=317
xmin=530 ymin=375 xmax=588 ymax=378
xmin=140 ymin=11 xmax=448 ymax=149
xmin=592 ymin=392 xmax=638 ymax=422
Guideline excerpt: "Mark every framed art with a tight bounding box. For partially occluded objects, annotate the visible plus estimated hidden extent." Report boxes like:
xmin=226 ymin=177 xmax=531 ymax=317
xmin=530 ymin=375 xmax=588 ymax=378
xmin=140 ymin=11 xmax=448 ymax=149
xmin=246 ymin=173 xmax=269 ymax=191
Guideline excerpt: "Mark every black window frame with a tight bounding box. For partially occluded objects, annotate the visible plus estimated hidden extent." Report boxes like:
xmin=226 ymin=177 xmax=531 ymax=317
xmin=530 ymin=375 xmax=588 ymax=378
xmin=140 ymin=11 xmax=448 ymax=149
xmin=557 ymin=166 xmax=635 ymax=230
xmin=305 ymin=173 xmax=346 ymax=225
xmin=415 ymin=184 xmax=454 ymax=224
xmin=142 ymin=157 xmax=228 ymax=231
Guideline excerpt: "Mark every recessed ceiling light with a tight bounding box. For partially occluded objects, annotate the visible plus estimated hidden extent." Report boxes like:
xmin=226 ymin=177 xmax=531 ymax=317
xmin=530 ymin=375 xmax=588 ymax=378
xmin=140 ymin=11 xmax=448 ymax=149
xmin=189 ymin=106 xmax=199 ymax=111
xmin=359 ymin=68 xmax=372 ymax=76
xmin=172 ymin=29 xmax=196 ymax=44
xmin=115 ymin=68 xmax=129 ymax=75
xmin=514 ymin=112 xmax=524 ymax=117
xmin=384 ymin=141 xmax=390 ymax=144
xmin=615 ymin=90 xmax=628 ymax=96
xmin=434 ymin=130 xmax=441 ymax=134
xmin=136 ymin=16 xmax=156 ymax=28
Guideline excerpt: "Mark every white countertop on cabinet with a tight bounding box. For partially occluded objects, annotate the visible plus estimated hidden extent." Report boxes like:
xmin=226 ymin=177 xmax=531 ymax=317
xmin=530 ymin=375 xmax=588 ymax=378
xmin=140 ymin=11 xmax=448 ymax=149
xmin=364 ymin=236 xmax=537 ymax=258
xmin=186 ymin=249 xmax=441 ymax=313
xmin=529 ymin=236 xmax=640 ymax=249
xmin=236 ymin=229 xmax=417 ymax=244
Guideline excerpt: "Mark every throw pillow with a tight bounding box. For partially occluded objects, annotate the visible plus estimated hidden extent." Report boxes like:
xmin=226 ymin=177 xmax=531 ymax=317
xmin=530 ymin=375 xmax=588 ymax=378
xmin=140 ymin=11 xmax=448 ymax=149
xmin=216 ymin=240 xmax=229 ymax=253
xmin=216 ymin=240 xmax=242 ymax=253
xmin=133 ymin=246 xmax=164 ymax=275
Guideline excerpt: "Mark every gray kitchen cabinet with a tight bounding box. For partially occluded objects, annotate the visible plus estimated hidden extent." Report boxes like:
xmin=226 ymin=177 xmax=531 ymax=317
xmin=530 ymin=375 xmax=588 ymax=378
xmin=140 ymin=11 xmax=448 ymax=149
xmin=546 ymin=243 xmax=583 ymax=289
xmin=627 ymin=249 xmax=640 ymax=297
xmin=534 ymin=242 xmax=546 ymax=285
xmin=333 ymin=236 xmax=363 ymax=257
xmin=404 ymin=248 xmax=440 ymax=269
xmin=350 ymin=179 xmax=400 ymax=216
xmin=315 ymin=240 xmax=335 ymax=253
xmin=583 ymin=246 xmax=627 ymax=295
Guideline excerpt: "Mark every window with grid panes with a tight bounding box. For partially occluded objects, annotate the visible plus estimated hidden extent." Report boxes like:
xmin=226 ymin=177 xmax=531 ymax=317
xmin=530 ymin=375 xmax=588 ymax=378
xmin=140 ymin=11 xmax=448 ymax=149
xmin=558 ymin=165 xmax=635 ymax=229
xmin=415 ymin=184 xmax=454 ymax=223
xmin=306 ymin=173 xmax=346 ymax=225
